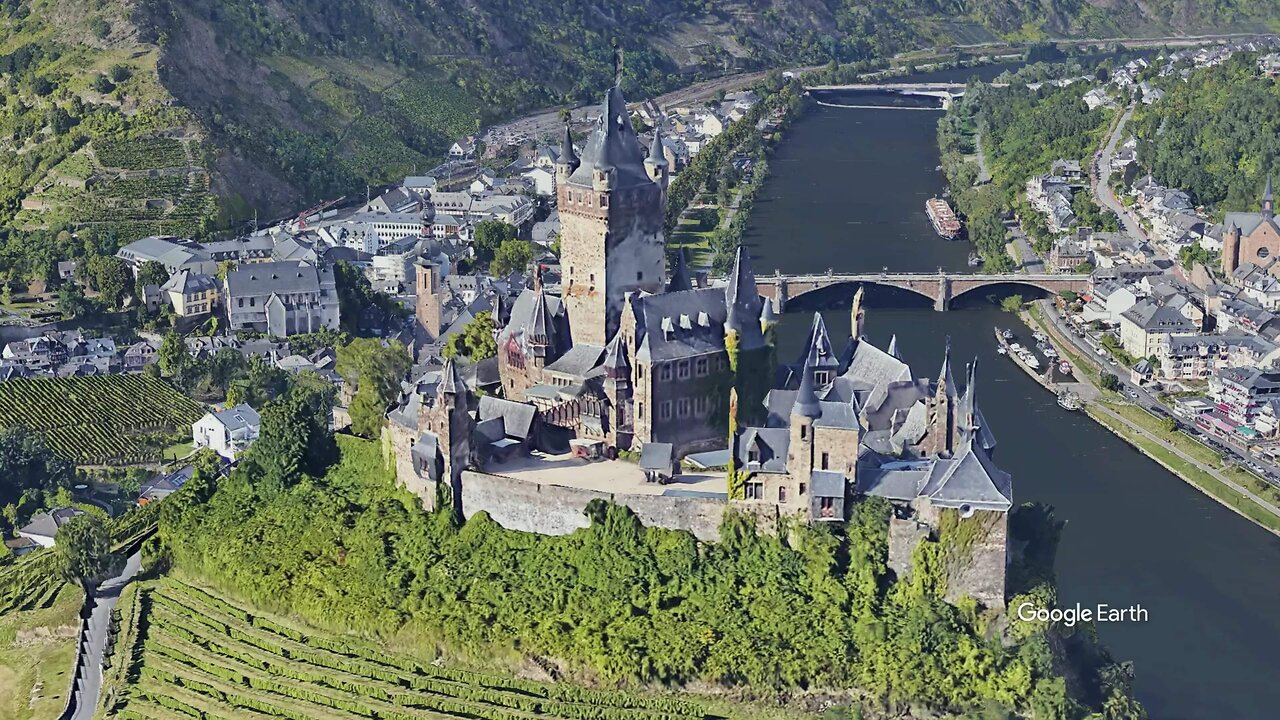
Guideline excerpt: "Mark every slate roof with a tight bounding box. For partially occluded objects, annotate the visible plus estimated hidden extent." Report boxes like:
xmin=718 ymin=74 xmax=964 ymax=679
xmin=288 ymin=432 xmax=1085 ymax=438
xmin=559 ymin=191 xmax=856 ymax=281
xmin=207 ymin=404 xmax=260 ymax=432
xmin=736 ymin=427 xmax=790 ymax=473
xmin=18 ymin=507 xmax=84 ymax=540
xmin=918 ymin=436 xmax=1013 ymax=511
xmin=161 ymin=270 xmax=217 ymax=295
xmin=639 ymin=441 xmax=675 ymax=473
xmin=544 ymin=344 xmax=605 ymax=379
xmin=566 ymin=85 xmax=653 ymax=190
xmin=477 ymin=396 xmax=537 ymax=441
xmin=1121 ymin=299 xmax=1198 ymax=333
xmin=632 ymin=287 xmax=727 ymax=363
xmin=225 ymin=261 xmax=321 ymax=298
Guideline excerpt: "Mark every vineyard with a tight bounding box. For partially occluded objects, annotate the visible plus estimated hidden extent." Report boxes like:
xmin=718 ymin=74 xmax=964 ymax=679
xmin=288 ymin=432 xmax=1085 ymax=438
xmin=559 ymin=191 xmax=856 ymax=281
xmin=106 ymin=578 xmax=717 ymax=720
xmin=94 ymin=138 xmax=190 ymax=170
xmin=0 ymin=375 xmax=204 ymax=465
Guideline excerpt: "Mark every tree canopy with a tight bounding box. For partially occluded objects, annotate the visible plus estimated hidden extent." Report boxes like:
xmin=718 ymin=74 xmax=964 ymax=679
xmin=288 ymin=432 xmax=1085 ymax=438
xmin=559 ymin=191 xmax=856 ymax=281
xmin=338 ymin=338 xmax=411 ymax=438
xmin=442 ymin=311 xmax=497 ymax=362
xmin=55 ymin=512 xmax=113 ymax=593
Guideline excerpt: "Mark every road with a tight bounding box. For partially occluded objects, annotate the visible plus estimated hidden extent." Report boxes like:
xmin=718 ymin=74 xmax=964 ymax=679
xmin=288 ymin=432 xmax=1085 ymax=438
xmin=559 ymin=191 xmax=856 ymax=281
xmin=70 ymin=550 xmax=141 ymax=720
xmin=1092 ymin=104 xmax=1147 ymax=244
xmin=1036 ymin=299 xmax=1280 ymax=490
xmin=487 ymin=65 xmax=824 ymax=144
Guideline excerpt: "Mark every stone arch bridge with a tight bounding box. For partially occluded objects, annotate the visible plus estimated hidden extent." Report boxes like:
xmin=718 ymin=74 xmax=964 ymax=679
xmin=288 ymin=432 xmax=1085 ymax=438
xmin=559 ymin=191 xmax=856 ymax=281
xmin=755 ymin=271 xmax=1091 ymax=311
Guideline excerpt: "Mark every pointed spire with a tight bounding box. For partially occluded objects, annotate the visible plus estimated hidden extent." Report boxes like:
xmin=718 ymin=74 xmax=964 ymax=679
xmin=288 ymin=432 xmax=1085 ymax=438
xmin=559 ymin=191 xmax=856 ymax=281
xmin=559 ymin=124 xmax=579 ymax=171
xmin=667 ymin=247 xmax=692 ymax=292
xmin=724 ymin=244 xmax=764 ymax=348
xmin=527 ymin=289 xmax=552 ymax=349
xmin=646 ymin=126 xmax=667 ymax=166
xmin=1265 ymin=175 xmax=1275 ymax=214
xmin=850 ymin=285 xmax=865 ymax=340
xmin=959 ymin=357 xmax=978 ymax=433
xmin=936 ymin=337 xmax=957 ymax=399
xmin=760 ymin=297 xmax=778 ymax=329
xmin=886 ymin=334 xmax=900 ymax=359
xmin=439 ymin=356 xmax=463 ymax=397
xmin=799 ymin=312 xmax=835 ymax=368
xmin=602 ymin=331 xmax=629 ymax=379
xmin=792 ymin=360 xmax=821 ymax=419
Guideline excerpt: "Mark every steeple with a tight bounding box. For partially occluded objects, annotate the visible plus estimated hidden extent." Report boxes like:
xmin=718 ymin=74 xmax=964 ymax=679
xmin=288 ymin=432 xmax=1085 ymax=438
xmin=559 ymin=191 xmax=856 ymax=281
xmin=792 ymin=357 xmax=822 ymax=419
xmin=645 ymin=127 xmax=669 ymax=188
xmin=526 ymin=289 xmax=554 ymax=356
xmin=959 ymin=357 xmax=978 ymax=435
xmin=557 ymin=124 xmax=579 ymax=176
xmin=850 ymin=285 xmax=866 ymax=340
xmin=439 ymin=356 xmax=464 ymax=399
xmin=602 ymin=331 xmax=629 ymax=379
xmin=760 ymin=297 xmax=778 ymax=330
xmin=886 ymin=334 xmax=900 ymax=359
xmin=724 ymin=244 xmax=764 ymax=349
xmin=936 ymin=337 xmax=957 ymax=399
xmin=799 ymin=312 xmax=837 ymax=371
xmin=1264 ymin=175 xmax=1274 ymax=215
xmin=667 ymin=247 xmax=692 ymax=292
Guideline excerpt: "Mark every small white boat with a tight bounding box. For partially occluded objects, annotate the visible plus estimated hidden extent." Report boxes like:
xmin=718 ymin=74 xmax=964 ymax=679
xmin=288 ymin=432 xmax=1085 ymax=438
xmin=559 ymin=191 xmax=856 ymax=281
xmin=1010 ymin=343 xmax=1025 ymax=352
xmin=1024 ymin=355 xmax=1041 ymax=369
xmin=1002 ymin=329 xmax=1015 ymax=340
xmin=997 ymin=346 xmax=1008 ymax=355
xmin=1059 ymin=360 xmax=1072 ymax=374
xmin=1032 ymin=331 xmax=1047 ymax=342
xmin=1043 ymin=347 xmax=1058 ymax=359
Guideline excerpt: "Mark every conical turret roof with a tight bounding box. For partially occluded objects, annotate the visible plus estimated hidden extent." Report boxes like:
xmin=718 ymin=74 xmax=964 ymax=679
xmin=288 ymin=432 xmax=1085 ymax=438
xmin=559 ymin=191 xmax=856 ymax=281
xmin=646 ymin=127 xmax=667 ymax=166
xmin=559 ymin=124 xmax=579 ymax=170
xmin=440 ymin=356 xmax=464 ymax=396
xmin=566 ymin=84 xmax=650 ymax=189
xmin=667 ymin=247 xmax=692 ymax=292
xmin=724 ymin=244 xmax=764 ymax=348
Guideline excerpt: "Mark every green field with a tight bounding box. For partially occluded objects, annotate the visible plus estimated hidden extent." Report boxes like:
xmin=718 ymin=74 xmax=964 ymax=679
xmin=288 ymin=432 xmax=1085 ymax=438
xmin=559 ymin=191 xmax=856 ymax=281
xmin=0 ymin=375 xmax=205 ymax=465
xmin=105 ymin=578 xmax=720 ymax=720
xmin=0 ymin=583 xmax=82 ymax=720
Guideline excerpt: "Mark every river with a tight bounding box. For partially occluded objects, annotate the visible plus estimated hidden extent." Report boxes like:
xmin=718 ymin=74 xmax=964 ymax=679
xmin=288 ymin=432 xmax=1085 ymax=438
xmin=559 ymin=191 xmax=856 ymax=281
xmin=742 ymin=65 xmax=1280 ymax=719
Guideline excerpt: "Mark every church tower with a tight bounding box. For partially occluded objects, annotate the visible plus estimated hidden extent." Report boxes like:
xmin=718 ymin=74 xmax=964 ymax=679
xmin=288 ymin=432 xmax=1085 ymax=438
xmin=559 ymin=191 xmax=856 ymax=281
xmin=557 ymin=79 xmax=666 ymax=347
xmin=414 ymin=257 xmax=444 ymax=344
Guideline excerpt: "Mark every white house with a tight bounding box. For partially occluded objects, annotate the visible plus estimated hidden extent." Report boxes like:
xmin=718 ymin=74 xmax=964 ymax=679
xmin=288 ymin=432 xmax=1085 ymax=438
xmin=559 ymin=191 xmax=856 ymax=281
xmin=17 ymin=507 xmax=85 ymax=549
xmin=193 ymin=404 xmax=261 ymax=460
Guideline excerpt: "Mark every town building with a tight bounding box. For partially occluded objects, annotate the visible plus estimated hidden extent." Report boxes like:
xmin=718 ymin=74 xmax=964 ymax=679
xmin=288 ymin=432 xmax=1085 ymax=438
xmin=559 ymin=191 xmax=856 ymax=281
xmin=1118 ymin=296 xmax=1201 ymax=358
xmin=1223 ymin=179 xmax=1280 ymax=278
xmin=17 ymin=507 xmax=84 ymax=548
xmin=160 ymin=270 xmax=219 ymax=319
xmin=224 ymin=261 xmax=340 ymax=336
xmin=192 ymin=404 xmax=261 ymax=459
xmin=1210 ymin=367 xmax=1280 ymax=428
xmin=116 ymin=236 xmax=217 ymax=276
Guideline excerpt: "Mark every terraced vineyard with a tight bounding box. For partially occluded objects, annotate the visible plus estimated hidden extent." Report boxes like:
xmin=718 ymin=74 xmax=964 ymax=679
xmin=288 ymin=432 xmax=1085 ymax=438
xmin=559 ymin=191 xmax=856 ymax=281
xmin=0 ymin=375 xmax=204 ymax=464
xmin=108 ymin=579 xmax=716 ymax=720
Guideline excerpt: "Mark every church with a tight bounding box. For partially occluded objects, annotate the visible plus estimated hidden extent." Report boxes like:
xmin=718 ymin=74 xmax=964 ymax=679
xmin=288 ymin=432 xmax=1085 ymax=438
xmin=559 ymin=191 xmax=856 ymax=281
xmin=1223 ymin=178 xmax=1280 ymax=278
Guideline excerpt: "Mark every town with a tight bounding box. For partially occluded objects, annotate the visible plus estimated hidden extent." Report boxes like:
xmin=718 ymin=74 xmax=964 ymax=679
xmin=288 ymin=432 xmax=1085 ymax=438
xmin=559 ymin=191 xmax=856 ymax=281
xmin=5 ymin=23 xmax=1280 ymax=720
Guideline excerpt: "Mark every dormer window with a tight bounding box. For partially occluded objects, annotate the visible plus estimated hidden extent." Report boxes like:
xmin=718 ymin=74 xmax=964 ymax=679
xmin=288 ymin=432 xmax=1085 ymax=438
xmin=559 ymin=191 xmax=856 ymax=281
xmin=814 ymin=370 xmax=831 ymax=385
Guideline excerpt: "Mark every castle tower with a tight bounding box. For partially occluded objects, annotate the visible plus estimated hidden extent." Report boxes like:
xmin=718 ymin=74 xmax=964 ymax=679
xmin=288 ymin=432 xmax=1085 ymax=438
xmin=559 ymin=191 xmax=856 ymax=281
xmin=557 ymin=83 xmax=666 ymax=346
xmin=724 ymin=244 xmax=765 ymax=350
xmin=922 ymin=340 xmax=959 ymax=456
xmin=602 ymin=332 xmax=633 ymax=450
xmin=438 ymin=357 xmax=473 ymax=520
xmin=786 ymin=334 xmax=822 ymax=491
xmin=1223 ymin=221 xmax=1241 ymax=276
xmin=645 ymin=127 xmax=669 ymax=190
xmin=525 ymin=289 xmax=555 ymax=371
xmin=555 ymin=124 xmax=579 ymax=186
xmin=414 ymin=257 xmax=444 ymax=343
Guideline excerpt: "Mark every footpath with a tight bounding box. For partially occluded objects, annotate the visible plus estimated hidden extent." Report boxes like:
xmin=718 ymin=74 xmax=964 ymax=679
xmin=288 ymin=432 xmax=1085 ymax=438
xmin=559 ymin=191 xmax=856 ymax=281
xmin=1025 ymin=301 xmax=1280 ymax=536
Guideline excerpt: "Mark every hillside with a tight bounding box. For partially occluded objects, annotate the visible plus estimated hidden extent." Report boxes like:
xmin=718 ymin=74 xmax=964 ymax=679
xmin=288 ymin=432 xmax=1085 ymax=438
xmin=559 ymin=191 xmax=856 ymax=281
xmin=0 ymin=0 xmax=1275 ymax=274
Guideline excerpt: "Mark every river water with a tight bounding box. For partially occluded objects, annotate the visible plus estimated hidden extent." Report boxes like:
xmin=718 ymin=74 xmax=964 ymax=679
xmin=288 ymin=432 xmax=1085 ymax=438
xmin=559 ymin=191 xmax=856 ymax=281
xmin=742 ymin=66 xmax=1280 ymax=719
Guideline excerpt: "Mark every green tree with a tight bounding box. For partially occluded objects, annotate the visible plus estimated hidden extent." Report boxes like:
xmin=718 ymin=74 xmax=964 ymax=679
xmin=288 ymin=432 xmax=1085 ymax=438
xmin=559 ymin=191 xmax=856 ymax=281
xmin=1100 ymin=373 xmax=1121 ymax=392
xmin=158 ymin=331 xmax=187 ymax=377
xmin=0 ymin=427 xmax=73 ymax=508
xmin=1000 ymin=294 xmax=1025 ymax=313
xmin=89 ymin=255 xmax=130 ymax=309
xmin=56 ymin=513 xmax=113 ymax=594
xmin=337 ymin=338 xmax=411 ymax=438
xmin=491 ymin=238 xmax=533 ymax=275
xmin=442 ymin=311 xmax=497 ymax=361
xmin=1160 ymin=417 xmax=1178 ymax=434
xmin=135 ymin=260 xmax=169 ymax=301
xmin=250 ymin=381 xmax=337 ymax=493
xmin=57 ymin=284 xmax=90 ymax=318
xmin=473 ymin=220 xmax=518 ymax=267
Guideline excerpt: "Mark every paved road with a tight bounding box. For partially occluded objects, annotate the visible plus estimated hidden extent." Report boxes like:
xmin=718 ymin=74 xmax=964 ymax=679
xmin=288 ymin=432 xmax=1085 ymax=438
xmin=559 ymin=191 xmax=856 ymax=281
xmin=1092 ymin=104 xmax=1148 ymax=244
xmin=1036 ymin=300 xmax=1280 ymax=486
xmin=1089 ymin=401 xmax=1280 ymax=528
xmin=71 ymin=551 xmax=141 ymax=720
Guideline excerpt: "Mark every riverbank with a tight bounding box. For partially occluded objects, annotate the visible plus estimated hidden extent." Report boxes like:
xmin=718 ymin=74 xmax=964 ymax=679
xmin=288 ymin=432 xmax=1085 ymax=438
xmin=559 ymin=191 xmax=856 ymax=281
xmin=1021 ymin=302 xmax=1280 ymax=536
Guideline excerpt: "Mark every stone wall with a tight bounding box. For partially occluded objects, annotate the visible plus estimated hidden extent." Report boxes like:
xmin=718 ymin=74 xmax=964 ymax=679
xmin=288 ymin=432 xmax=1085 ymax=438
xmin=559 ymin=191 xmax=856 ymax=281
xmin=458 ymin=469 xmax=725 ymax=542
xmin=943 ymin=510 xmax=1008 ymax=610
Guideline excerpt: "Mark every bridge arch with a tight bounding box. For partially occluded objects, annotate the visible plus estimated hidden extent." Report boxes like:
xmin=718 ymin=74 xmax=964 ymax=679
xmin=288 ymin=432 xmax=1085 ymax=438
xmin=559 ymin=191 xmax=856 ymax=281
xmin=778 ymin=279 xmax=939 ymax=310
xmin=948 ymin=278 xmax=1075 ymax=305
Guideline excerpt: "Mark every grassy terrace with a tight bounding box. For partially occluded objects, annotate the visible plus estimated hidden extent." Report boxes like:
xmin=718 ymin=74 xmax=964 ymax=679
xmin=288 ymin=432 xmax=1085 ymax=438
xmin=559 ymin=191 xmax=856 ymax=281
xmin=101 ymin=577 xmax=810 ymax=720
xmin=1089 ymin=403 xmax=1280 ymax=535
xmin=0 ymin=584 xmax=82 ymax=720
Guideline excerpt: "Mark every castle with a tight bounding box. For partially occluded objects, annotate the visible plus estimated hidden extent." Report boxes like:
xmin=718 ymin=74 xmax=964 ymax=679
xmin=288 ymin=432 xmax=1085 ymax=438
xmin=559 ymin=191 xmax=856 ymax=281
xmin=387 ymin=79 xmax=1013 ymax=608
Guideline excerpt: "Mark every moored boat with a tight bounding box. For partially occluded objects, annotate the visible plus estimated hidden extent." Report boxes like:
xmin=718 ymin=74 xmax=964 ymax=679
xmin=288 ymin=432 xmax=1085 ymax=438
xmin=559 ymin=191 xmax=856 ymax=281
xmin=925 ymin=197 xmax=962 ymax=239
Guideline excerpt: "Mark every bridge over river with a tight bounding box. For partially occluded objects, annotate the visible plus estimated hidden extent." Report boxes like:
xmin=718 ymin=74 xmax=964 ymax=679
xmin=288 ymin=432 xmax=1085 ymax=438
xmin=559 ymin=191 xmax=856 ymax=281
xmin=755 ymin=270 xmax=1090 ymax=311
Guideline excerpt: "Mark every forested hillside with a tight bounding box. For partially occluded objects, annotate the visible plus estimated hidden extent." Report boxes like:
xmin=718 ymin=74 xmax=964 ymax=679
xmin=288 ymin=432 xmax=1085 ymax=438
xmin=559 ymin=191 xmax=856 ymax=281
xmin=0 ymin=0 xmax=1274 ymax=278
xmin=1132 ymin=54 xmax=1280 ymax=214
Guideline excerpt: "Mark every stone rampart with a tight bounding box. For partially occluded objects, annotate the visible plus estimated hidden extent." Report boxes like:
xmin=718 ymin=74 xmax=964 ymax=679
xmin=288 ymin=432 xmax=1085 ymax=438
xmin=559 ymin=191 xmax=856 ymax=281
xmin=459 ymin=470 xmax=725 ymax=542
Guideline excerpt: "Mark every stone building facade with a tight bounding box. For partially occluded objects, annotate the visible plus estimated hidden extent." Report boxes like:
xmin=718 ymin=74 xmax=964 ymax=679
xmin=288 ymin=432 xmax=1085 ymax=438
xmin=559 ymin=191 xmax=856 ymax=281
xmin=1224 ymin=178 xmax=1280 ymax=277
